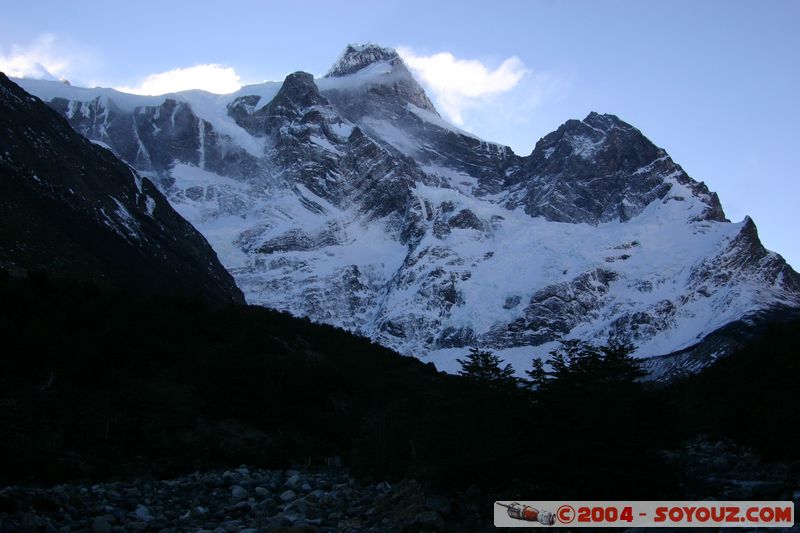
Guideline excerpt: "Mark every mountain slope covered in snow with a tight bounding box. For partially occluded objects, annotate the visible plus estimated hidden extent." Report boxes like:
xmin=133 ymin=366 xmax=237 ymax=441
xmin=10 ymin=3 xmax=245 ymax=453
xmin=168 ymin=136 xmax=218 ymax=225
xmin=11 ymin=44 xmax=800 ymax=377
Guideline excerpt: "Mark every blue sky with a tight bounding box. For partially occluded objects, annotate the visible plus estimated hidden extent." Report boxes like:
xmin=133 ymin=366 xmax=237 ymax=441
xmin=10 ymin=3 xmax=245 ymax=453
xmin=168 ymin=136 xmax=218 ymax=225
xmin=1 ymin=0 xmax=798 ymax=268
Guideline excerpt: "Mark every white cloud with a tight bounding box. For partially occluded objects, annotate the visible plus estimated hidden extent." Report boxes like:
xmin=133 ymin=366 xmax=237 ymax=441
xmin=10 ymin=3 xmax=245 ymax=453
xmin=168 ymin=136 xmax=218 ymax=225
xmin=398 ymin=47 xmax=529 ymax=124
xmin=117 ymin=64 xmax=242 ymax=95
xmin=0 ymin=34 xmax=73 ymax=81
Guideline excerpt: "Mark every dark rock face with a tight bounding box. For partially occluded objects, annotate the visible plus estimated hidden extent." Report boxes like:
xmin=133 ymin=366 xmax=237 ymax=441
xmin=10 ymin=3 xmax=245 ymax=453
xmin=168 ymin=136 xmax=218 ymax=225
xmin=256 ymin=225 xmax=342 ymax=255
xmin=482 ymin=269 xmax=618 ymax=348
xmin=227 ymin=94 xmax=263 ymax=135
xmin=505 ymin=112 xmax=727 ymax=224
xmin=690 ymin=216 xmax=800 ymax=294
xmin=48 ymin=94 xmax=261 ymax=180
xmin=448 ymin=209 xmax=484 ymax=231
xmin=338 ymin=127 xmax=437 ymax=222
xmin=0 ymin=74 xmax=243 ymax=304
xmin=230 ymin=72 xmax=330 ymax=138
xmin=269 ymin=72 xmax=329 ymax=118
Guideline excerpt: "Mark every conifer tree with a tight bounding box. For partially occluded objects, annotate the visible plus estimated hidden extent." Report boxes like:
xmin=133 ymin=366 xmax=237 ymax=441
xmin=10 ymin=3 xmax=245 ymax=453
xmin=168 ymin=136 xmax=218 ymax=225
xmin=456 ymin=348 xmax=517 ymax=389
xmin=525 ymin=357 xmax=548 ymax=391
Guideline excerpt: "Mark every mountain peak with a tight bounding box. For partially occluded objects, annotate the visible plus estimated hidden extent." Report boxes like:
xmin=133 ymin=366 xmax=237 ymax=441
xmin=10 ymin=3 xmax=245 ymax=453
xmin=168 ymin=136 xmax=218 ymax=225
xmin=513 ymin=110 xmax=730 ymax=224
xmin=275 ymin=71 xmax=326 ymax=108
xmin=583 ymin=111 xmax=630 ymax=131
xmin=326 ymin=43 xmax=401 ymax=78
xmin=321 ymin=43 xmax=438 ymax=114
xmin=536 ymin=111 xmax=650 ymax=160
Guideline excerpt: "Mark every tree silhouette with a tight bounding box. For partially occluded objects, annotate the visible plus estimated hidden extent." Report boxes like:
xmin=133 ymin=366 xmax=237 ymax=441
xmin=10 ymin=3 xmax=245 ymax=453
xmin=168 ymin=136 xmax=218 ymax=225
xmin=456 ymin=348 xmax=517 ymax=390
xmin=529 ymin=339 xmax=644 ymax=393
xmin=526 ymin=358 xmax=548 ymax=390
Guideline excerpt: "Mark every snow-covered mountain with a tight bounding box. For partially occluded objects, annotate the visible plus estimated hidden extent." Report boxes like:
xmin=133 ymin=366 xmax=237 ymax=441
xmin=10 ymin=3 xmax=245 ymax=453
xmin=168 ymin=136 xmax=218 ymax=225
xmin=11 ymin=44 xmax=800 ymax=378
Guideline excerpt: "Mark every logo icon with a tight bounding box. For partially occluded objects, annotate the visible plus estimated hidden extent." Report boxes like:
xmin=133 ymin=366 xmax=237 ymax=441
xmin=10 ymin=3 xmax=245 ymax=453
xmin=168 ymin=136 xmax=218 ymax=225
xmin=496 ymin=502 xmax=556 ymax=525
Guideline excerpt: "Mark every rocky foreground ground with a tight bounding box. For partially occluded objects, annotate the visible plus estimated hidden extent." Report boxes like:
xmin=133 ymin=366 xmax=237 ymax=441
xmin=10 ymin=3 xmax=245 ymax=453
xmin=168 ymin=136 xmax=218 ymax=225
xmin=666 ymin=438 xmax=800 ymax=504
xmin=0 ymin=467 xmax=489 ymax=533
xmin=2 ymin=438 xmax=799 ymax=532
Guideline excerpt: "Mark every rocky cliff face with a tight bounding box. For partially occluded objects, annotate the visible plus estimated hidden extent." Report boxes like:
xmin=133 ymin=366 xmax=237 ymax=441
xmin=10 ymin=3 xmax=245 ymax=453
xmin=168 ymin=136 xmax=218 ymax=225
xmin=504 ymin=112 xmax=727 ymax=224
xmin=11 ymin=44 xmax=800 ymax=376
xmin=0 ymin=74 xmax=243 ymax=305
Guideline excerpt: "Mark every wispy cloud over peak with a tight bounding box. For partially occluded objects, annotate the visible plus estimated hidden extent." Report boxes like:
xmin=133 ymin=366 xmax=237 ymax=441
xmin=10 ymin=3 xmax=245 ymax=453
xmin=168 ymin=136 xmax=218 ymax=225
xmin=116 ymin=64 xmax=242 ymax=95
xmin=398 ymin=47 xmax=528 ymax=124
xmin=0 ymin=34 xmax=74 ymax=82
